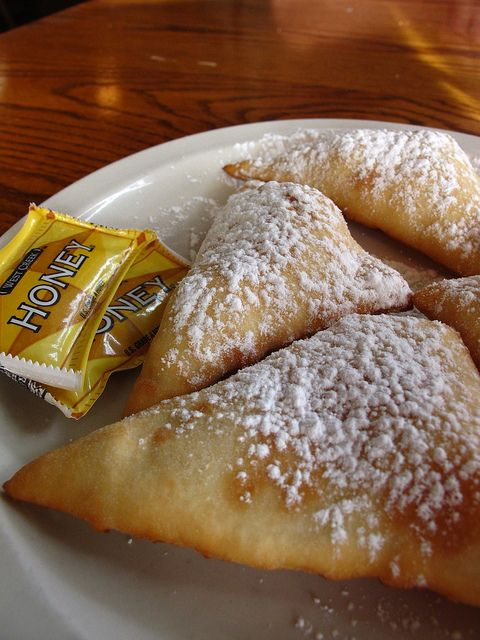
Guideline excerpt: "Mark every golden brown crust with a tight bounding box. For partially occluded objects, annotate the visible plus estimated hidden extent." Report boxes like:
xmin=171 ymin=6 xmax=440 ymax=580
xmin=5 ymin=314 xmax=480 ymax=607
xmin=224 ymin=129 xmax=480 ymax=276
xmin=414 ymin=275 xmax=480 ymax=371
xmin=125 ymin=181 xmax=411 ymax=415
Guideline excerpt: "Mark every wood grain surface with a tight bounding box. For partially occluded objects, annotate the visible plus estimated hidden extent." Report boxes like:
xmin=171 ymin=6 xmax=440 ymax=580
xmin=0 ymin=0 xmax=479 ymax=233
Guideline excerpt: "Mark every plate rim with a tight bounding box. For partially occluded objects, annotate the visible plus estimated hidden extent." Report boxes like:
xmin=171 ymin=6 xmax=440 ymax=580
xmin=2 ymin=117 xmax=480 ymax=248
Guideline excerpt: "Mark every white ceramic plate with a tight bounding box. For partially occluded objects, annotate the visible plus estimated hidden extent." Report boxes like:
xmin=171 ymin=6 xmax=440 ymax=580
xmin=1 ymin=119 xmax=479 ymax=640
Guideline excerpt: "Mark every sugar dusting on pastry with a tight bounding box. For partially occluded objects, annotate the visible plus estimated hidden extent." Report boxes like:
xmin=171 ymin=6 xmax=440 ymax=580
xmin=6 ymin=312 xmax=480 ymax=605
xmin=162 ymin=181 xmax=411 ymax=382
xmin=160 ymin=314 xmax=480 ymax=562
xmin=415 ymin=274 xmax=480 ymax=321
xmin=226 ymin=129 xmax=480 ymax=275
xmin=233 ymin=130 xmax=476 ymax=228
xmin=414 ymin=275 xmax=480 ymax=371
xmin=425 ymin=274 xmax=480 ymax=314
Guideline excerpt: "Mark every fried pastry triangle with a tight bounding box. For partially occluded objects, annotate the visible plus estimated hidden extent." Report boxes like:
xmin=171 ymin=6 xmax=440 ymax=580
xmin=224 ymin=129 xmax=480 ymax=276
xmin=4 ymin=314 xmax=480 ymax=607
xmin=125 ymin=181 xmax=411 ymax=414
xmin=414 ymin=275 xmax=480 ymax=370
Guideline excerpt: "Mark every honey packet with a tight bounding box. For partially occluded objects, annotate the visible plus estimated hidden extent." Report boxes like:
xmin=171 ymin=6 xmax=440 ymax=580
xmin=49 ymin=239 xmax=189 ymax=417
xmin=0 ymin=238 xmax=190 ymax=418
xmin=0 ymin=205 xmax=156 ymax=390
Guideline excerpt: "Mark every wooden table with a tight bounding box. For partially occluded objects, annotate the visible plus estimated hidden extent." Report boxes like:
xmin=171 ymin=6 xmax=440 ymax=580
xmin=0 ymin=0 xmax=479 ymax=235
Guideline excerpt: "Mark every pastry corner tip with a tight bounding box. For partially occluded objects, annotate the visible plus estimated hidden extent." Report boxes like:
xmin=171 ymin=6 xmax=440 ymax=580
xmin=222 ymin=160 xmax=251 ymax=179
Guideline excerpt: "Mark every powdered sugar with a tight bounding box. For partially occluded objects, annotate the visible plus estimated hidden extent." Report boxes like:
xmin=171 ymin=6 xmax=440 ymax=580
xmin=293 ymin=583 xmax=479 ymax=640
xmin=419 ymin=275 xmax=480 ymax=324
xmin=227 ymin=129 xmax=480 ymax=274
xmin=427 ymin=275 xmax=480 ymax=315
xmin=148 ymin=196 xmax=219 ymax=261
xmin=159 ymin=313 xmax=480 ymax=557
xmin=470 ymin=153 xmax=480 ymax=176
xmin=160 ymin=181 xmax=411 ymax=385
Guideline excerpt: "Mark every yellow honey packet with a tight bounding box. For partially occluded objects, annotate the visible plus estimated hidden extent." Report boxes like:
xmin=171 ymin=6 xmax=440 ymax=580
xmin=0 ymin=205 xmax=155 ymax=390
xmin=45 ymin=239 xmax=189 ymax=417
xmin=0 ymin=239 xmax=189 ymax=418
